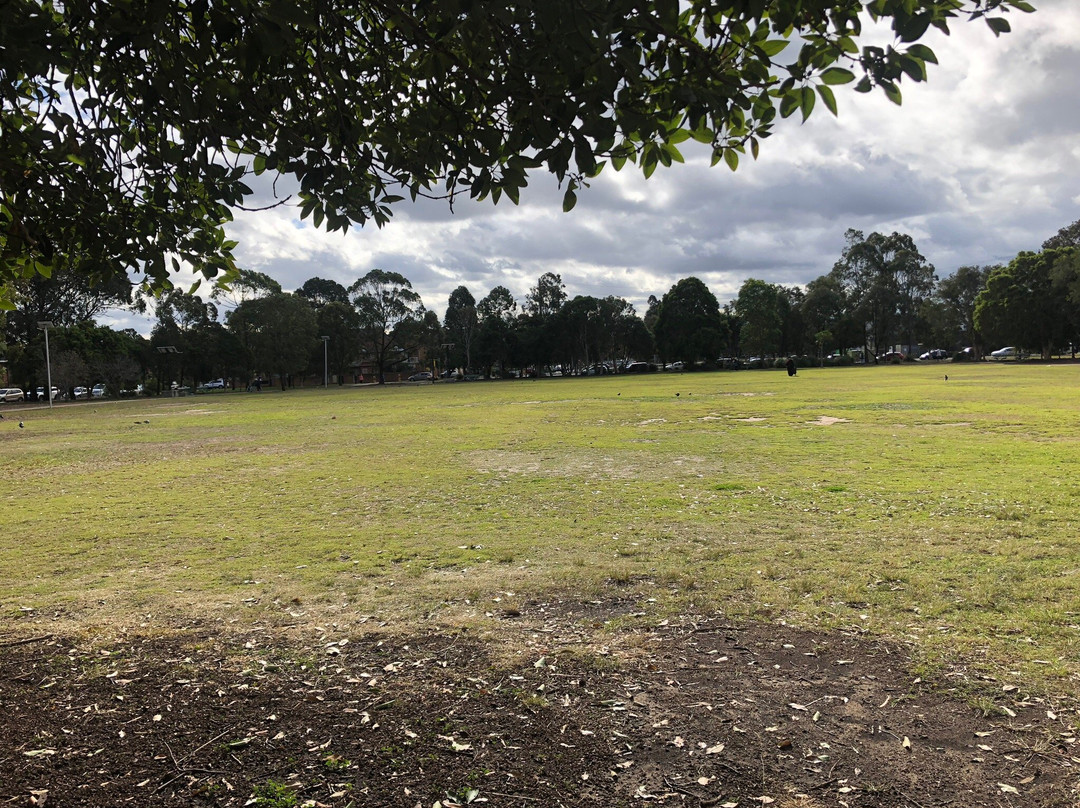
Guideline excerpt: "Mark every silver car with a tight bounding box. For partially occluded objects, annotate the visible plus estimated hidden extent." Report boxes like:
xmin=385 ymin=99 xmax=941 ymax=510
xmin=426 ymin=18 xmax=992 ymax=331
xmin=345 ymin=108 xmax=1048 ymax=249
xmin=0 ymin=387 xmax=25 ymax=403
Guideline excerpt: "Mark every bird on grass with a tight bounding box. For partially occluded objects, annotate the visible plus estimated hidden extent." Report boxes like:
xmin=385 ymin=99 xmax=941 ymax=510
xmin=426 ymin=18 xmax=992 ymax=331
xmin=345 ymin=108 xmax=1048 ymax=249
xmin=19 ymin=421 xmax=25 ymax=429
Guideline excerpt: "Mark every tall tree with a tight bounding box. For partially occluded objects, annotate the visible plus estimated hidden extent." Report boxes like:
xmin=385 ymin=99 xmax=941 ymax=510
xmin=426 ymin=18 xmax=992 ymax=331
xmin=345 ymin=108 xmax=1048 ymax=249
xmin=349 ymin=269 xmax=425 ymax=384
xmin=475 ymin=286 xmax=518 ymax=377
xmin=524 ymin=273 xmax=567 ymax=319
xmin=227 ymin=293 xmax=318 ymax=389
xmin=1043 ymin=219 xmax=1080 ymax=250
xmin=974 ymin=249 xmax=1077 ymax=359
xmin=734 ymin=279 xmax=783 ymax=358
xmin=315 ymin=302 xmax=362 ymax=384
xmin=6 ymin=269 xmax=137 ymax=345
xmin=3 ymin=1 xmax=1025 ymax=301
xmin=937 ymin=265 xmax=996 ymax=354
xmin=653 ymin=277 xmax=725 ymax=365
xmin=443 ymin=286 xmax=478 ymax=372
xmin=297 ymin=277 xmax=350 ymax=309
xmin=831 ymin=230 xmax=934 ymax=360
xmin=149 ymin=291 xmax=218 ymax=389
xmin=210 ymin=269 xmax=282 ymax=310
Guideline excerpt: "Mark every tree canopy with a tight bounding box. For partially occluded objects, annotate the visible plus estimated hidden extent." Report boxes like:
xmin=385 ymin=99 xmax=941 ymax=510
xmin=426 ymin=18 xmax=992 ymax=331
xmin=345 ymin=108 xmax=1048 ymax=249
xmin=0 ymin=0 xmax=1031 ymax=306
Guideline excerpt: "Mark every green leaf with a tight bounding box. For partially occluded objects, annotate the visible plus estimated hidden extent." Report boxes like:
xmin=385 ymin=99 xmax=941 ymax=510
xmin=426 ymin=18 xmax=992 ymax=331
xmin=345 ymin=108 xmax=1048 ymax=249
xmin=779 ymin=93 xmax=800 ymax=119
xmin=882 ymin=81 xmax=903 ymax=106
xmin=723 ymin=148 xmax=739 ymax=172
xmin=820 ymin=67 xmax=855 ymax=85
xmin=986 ymin=16 xmax=1011 ymax=36
xmin=816 ymin=84 xmax=838 ymax=117
xmin=758 ymin=40 xmax=789 ymax=57
xmin=906 ymin=44 xmax=938 ymax=64
xmin=253 ymin=154 xmax=266 ymax=174
xmin=799 ymin=86 xmax=816 ymax=121
xmin=562 ymin=189 xmax=577 ymax=212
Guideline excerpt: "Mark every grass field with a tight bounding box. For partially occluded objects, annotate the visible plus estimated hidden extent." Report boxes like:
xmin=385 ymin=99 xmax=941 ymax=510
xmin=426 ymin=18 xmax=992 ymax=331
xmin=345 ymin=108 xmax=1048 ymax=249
xmin=4 ymin=362 xmax=1080 ymax=695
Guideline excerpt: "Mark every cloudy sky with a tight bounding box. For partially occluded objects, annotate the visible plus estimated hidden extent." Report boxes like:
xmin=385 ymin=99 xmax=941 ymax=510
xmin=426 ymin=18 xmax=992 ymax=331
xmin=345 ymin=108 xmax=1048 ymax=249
xmin=103 ymin=1 xmax=1080 ymax=333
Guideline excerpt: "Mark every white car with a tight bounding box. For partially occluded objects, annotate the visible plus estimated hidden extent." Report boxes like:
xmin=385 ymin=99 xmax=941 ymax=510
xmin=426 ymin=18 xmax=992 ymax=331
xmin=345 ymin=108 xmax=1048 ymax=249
xmin=74 ymin=386 xmax=89 ymax=399
xmin=36 ymin=386 xmax=60 ymax=401
xmin=0 ymin=387 xmax=25 ymax=403
xmin=990 ymin=346 xmax=1019 ymax=359
xmin=91 ymin=384 xmax=106 ymax=398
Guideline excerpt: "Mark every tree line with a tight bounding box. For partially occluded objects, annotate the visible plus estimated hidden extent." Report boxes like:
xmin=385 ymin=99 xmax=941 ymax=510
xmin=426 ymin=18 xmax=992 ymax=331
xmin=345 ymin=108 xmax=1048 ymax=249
xmin=2 ymin=219 xmax=1078 ymax=395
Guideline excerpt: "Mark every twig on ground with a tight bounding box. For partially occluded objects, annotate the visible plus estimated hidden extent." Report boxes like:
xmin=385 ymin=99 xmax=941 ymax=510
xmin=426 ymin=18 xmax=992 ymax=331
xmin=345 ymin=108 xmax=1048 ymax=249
xmin=0 ymin=635 xmax=54 ymax=648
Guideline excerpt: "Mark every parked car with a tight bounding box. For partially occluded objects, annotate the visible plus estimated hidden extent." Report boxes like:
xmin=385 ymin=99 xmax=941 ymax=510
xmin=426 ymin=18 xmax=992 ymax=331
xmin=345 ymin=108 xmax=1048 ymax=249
xmin=91 ymin=383 xmax=107 ymax=398
xmin=201 ymin=378 xmax=226 ymax=390
xmin=918 ymin=349 xmax=949 ymax=361
xmin=408 ymin=371 xmax=433 ymax=382
xmin=73 ymin=386 xmax=89 ymax=399
xmin=0 ymin=387 xmax=25 ymax=403
xmin=36 ymin=386 xmax=60 ymax=401
xmin=879 ymin=351 xmax=906 ymax=363
xmin=664 ymin=361 xmax=685 ymax=371
xmin=991 ymin=346 xmax=1019 ymax=359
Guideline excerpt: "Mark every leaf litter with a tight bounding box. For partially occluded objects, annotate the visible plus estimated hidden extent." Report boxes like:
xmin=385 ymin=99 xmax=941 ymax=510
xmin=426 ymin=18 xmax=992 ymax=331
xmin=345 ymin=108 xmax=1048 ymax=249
xmin=1 ymin=607 xmax=1077 ymax=806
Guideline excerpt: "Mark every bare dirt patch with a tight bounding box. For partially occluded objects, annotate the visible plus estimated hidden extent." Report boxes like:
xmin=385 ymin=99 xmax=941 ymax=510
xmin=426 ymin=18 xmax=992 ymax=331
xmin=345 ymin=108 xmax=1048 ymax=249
xmin=807 ymin=416 xmax=852 ymax=426
xmin=3 ymin=606 xmax=1077 ymax=807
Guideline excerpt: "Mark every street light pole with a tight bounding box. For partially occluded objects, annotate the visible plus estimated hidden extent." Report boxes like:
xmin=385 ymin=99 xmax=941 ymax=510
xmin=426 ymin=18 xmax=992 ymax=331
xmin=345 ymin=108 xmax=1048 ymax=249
xmin=37 ymin=321 xmax=54 ymax=408
xmin=320 ymin=336 xmax=330 ymax=388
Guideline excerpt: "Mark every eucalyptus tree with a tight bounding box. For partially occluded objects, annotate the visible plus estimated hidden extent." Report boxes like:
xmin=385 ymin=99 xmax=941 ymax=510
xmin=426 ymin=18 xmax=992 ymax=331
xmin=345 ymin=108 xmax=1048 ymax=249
xmin=936 ymin=265 xmax=996 ymax=354
xmin=297 ymin=277 xmax=351 ymax=309
xmin=653 ymin=277 xmax=726 ymax=365
xmin=831 ymin=230 xmax=935 ymax=359
xmin=349 ymin=269 xmax=425 ymax=384
xmin=444 ymin=286 xmax=479 ymax=372
xmin=476 ymin=285 xmax=519 ymax=377
xmin=316 ymin=301 xmax=363 ymax=384
xmin=734 ymin=278 xmax=784 ymax=358
xmin=227 ymin=293 xmax=318 ymax=389
xmin=975 ymin=248 xmax=1080 ymax=359
xmin=3 ymin=0 xmax=1027 ymax=305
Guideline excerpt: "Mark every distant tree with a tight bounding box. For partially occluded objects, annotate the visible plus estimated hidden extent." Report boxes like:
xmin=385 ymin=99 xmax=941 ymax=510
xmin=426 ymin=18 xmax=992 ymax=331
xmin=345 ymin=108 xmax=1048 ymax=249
xmin=444 ymin=286 xmax=479 ymax=372
xmin=524 ymin=273 xmax=567 ymax=319
xmin=210 ymin=269 xmax=282 ymax=310
xmin=799 ymin=273 xmax=859 ymax=357
xmin=653 ymin=277 xmax=725 ymax=365
xmin=831 ymin=230 xmax=934 ymax=359
xmin=974 ymin=249 xmax=1077 ymax=359
xmin=52 ymin=323 xmax=148 ymax=395
xmin=643 ymin=294 xmax=661 ymax=336
xmin=150 ymin=291 xmax=218 ymax=389
xmin=1043 ymin=219 xmax=1080 ymax=250
xmin=6 ymin=269 xmax=137 ymax=345
xmin=227 ymin=293 xmax=318 ymax=389
xmin=349 ymin=269 xmax=425 ymax=384
xmin=297 ymin=277 xmax=350 ymax=308
xmin=936 ymin=265 xmax=995 ymax=354
xmin=315 ymin=302 xmax=362 ymax=384
xmin=476 ymin=286 xmax=518 ymax=377
xmin=734 ymin=278 xmax=783 ymax=358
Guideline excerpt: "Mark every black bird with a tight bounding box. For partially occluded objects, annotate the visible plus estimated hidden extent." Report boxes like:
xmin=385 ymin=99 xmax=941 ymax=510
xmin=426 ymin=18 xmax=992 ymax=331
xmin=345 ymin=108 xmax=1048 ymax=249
xmin=944 ymin=375 xmax=948 ymax=381
xmin=19 ymin=421 xmax=24 ymax=429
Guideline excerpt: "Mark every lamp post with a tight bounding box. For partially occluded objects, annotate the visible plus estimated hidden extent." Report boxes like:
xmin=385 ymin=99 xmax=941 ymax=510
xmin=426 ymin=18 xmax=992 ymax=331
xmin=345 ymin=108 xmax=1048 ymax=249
xmin=320 ymin=336 xmax=330 ymax=388
xmin=37 ymin=321 xmax=53 ymax=408
xmin=441 ymin=342 xmax=454 ymax=380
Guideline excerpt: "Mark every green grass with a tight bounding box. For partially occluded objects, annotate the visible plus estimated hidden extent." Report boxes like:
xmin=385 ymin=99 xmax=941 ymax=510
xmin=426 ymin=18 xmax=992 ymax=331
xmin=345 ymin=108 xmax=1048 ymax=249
xmin=4 ymin=363 xmax=1080 ymax=693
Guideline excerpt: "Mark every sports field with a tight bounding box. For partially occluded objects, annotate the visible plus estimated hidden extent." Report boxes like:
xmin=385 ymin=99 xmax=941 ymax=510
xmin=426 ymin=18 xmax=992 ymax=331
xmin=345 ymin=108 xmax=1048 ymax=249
xmin=4 ymin=362 xmax=1079 ymax=691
